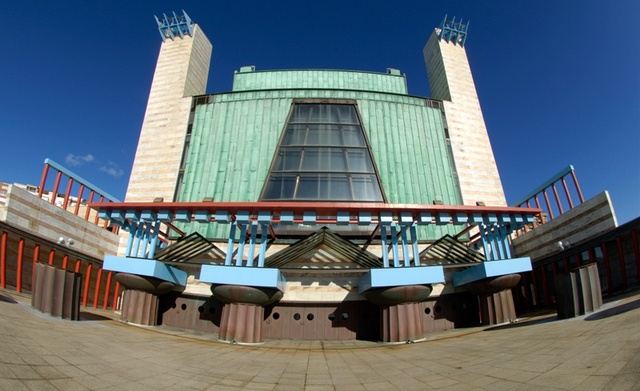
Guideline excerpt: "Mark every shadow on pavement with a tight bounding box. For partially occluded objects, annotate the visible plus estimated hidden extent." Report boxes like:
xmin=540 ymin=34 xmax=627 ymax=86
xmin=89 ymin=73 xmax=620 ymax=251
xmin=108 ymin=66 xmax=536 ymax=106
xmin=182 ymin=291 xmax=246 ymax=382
xmin=80 ymin=311 xmax=114 ymax=321
xmin=585 ymin=298 xmax=640 ymax=321
xmin=0 ymin=293 xmax=18 ymax=304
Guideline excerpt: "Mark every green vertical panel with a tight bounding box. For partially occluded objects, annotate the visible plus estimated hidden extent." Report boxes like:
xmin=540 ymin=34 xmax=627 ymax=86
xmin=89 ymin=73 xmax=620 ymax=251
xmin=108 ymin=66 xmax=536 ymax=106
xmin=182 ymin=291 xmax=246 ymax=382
xmin=180 ymin=82 xmax=458 ymax=239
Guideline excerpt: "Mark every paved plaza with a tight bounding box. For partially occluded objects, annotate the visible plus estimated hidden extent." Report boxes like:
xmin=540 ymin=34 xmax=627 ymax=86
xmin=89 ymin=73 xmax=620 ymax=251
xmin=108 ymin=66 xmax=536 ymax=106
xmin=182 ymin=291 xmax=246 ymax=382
xmin=0 ymin=289 xmax=638 ymax=391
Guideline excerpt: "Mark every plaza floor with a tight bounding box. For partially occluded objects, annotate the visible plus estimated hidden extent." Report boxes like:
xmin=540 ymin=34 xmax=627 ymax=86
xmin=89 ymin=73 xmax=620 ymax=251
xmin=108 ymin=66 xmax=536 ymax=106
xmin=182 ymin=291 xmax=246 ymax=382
xmin=0 ymin=289 xmax=639 ymax=391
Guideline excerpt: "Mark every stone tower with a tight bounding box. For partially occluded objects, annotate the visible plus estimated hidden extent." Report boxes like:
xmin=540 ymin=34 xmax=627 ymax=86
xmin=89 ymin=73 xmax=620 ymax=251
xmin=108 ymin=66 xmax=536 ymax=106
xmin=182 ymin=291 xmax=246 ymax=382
xmin=424 ymin=16 xmax=506 ymax=207
xmin=126 ymin=11 xmax=212 ymax=203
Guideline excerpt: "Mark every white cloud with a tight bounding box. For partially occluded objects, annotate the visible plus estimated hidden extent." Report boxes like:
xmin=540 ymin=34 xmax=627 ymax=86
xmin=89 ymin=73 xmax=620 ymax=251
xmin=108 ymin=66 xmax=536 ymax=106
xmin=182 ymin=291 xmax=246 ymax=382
xmin=65 ymin=153 xmax=95 ymax=166
xmin=100 ymin=161 xmax=124 ymax=178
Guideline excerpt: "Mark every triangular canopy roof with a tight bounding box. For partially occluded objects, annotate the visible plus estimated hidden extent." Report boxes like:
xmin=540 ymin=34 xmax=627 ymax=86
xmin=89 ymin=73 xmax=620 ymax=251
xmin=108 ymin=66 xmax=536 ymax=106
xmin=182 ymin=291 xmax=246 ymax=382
xmin=420 ymin=234 xmax=484 ymax=266
xmin=264 ymin=227 xmax=382 ymax=269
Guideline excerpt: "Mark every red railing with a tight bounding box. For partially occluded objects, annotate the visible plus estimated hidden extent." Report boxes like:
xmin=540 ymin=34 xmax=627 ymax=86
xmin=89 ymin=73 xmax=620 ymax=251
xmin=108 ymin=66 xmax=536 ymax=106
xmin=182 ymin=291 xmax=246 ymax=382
xmin=38 ymin=158 xmax=121 ymax=233
xmin=0 ymin=222 xmax=121 ymax=310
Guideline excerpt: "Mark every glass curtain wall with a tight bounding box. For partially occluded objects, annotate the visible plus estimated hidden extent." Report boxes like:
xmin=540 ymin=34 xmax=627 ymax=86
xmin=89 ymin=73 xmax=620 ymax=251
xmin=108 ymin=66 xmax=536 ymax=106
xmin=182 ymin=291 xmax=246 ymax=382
xmin=262 ymin=103 xmax=384 ymax=202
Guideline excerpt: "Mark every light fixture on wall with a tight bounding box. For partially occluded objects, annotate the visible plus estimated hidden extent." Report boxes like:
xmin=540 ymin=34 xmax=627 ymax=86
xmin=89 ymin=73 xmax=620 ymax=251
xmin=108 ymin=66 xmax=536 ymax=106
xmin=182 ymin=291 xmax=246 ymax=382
xmin=57 ymin=237 xmax=74 ymax=247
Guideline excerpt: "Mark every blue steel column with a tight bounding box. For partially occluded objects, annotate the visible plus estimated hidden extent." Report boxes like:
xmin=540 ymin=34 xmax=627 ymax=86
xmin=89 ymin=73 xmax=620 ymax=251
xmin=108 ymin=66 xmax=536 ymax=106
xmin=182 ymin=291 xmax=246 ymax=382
xmin=410 ymin=224 xmax=420 ymax=266
xmin=258 ymin=223 xmax=268 ymax=267
xmin=125 ymin=223 xmax=136 ymax=257
xmin=133 ymin=222 xmax=144 ymax=257
xmin=499 ymin=225 xmax=512 ymax=259
xmin=390 ymin=223 xmax=400 ymax=267
xmin=480 ymin=225 xmax=491 ymax=261
xmin=141 ymin=222 xmax=151 ymax=258
xmin=225 ymin=224 xmax=237 ymax=266
xmin=380 ymin=224 xmax=389 ymax=268
xmin=246 ymin=222 xmax=258 ymax=267
xmin=148 ymin=221 xmax=160 ymax=259
xmin=235 ymin=223 xmax=248 ymax=266
xmin=400 ymin=225 xmax=410 ymax=267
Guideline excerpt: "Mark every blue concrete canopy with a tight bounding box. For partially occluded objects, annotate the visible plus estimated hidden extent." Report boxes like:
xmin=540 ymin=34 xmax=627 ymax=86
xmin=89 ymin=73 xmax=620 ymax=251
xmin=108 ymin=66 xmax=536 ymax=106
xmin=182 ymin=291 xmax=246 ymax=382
xmin=452 ymin=257 xmax=532 ymax=288
xmin=103 ymin=256 xmax=188 ymax=286
xmin=200 ymin=265 xmax=286 ymax=292
xmin=358 ymin=266 xmax=445 ymax=294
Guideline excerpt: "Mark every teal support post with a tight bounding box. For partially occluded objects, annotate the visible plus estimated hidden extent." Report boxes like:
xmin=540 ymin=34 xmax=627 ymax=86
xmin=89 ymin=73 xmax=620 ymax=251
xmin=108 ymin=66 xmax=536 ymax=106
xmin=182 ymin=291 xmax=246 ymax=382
xmin=236 ymin=223 xmax=248 ymax=266
xmin=225 ymin=224 xmax=236 ymax=266
xmin=258 ymin=224 xmax=268 ymax=267
xmin=148 ymin=221 xmax=160 ymax=259
xmin=400 ymin=225 xmax=410 ymax=267
xmin=246 ymin=222 xmax=258 ymax=267
xmin=380 ymin=224 xmax=390 ymax=268
xmin=391 ymin=223 xmax=400 ymax=267
xmin=410 ymin=224 xmax=420 ymax=266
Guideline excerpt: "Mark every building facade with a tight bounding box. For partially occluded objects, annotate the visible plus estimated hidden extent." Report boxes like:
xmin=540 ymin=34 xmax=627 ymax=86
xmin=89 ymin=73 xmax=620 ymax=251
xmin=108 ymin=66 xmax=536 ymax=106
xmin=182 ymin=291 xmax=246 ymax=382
xmin=98 ymin=13 xmax=537 ymax=343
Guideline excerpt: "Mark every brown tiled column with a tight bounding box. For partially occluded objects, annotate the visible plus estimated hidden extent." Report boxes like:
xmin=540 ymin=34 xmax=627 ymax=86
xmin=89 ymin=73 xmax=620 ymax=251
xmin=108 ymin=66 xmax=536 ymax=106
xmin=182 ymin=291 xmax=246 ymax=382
xmin=363 ymin=284 xmax=432 ymax=343
xmin=212 ymin=284 xmax=283 ymax=344
xmin=115 ymin=273 xmax=176 ymax=326
xmin=466 ymin=274 xmax=521 ymax=325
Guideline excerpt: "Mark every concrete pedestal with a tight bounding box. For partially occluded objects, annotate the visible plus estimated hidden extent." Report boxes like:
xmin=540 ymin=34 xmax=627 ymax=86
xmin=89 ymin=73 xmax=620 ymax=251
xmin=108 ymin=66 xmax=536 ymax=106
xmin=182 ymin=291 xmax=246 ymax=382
xmin=555 ymin=263 xmax=602 ymax=319
xmin=363 ymin=284 xmax=432 ymax=343
xmin=218 ymin=302 xmax=264 ymax=343
xmin=478 ymin=289 xmax=517 ymax=325
xmin=465 ymin=274 xmax=521 ymax=325
xmin=31 ymin=262 xmax=82 ymax=320
xmin=211 ymin=284 xmax=283 ymax=344
xmin=121 ymin=289 xmax=160 ymax=326
xmin=114 ymin=273 xmax=176 ymax=326
xmin=380 ymin=302 xmax=424 ymax=342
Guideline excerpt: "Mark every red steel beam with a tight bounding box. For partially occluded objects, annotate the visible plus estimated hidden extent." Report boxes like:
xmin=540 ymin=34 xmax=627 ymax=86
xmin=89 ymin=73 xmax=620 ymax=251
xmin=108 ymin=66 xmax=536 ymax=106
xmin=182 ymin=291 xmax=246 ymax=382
xmin=551 ymin=183 xmax=564 ymax=215
xmin=62 ymin=178 xmax=74 ymax=211
xmin=83 ymin=263 xmax=92 ymax=307
xmin=32 ymin=244 xmax=40 ymax=288
xmin=542 ymin=189 xmax=554 ymax=220
xmin=38 ymin=164 xmax=50 ymax=199
xmin=85 ymin=191 xmax=95 ymax=220
xmin=570 ymin=169 xmax=585 ymax=204
xmin=74 ymin=184 xmax=85 ymax=216
xmin=103 ymin=271 xmax=113 ymax=310
xmin=90 ymin=200 xmax=541 ymax=216
xmin=62 ymin=254 xmax=69 ymax=270
xmin=51 ymin=171 xmax=63 ymax=205
xmin=112 ymin=281 xmax=120 ymax=311
xmin=0 ymin=231 xmax=8 ymax=288
xmin=560 ymin=177 xmax=574 ymax=209
xmin=93 ymin=267 xmax=103 ymax=308
xmin=48 ymin=249 xmax=55 ymax=266
xmin=16 ymin=238 xmax=25 ymax=293
xmin=74 ymin=259 xmax=82 ymax=273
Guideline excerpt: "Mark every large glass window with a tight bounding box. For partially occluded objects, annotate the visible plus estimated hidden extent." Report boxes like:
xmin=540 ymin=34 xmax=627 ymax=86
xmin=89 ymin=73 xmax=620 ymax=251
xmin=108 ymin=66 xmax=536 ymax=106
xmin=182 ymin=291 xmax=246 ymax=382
xmin=262 ymin=103 xmax=384 ymax=202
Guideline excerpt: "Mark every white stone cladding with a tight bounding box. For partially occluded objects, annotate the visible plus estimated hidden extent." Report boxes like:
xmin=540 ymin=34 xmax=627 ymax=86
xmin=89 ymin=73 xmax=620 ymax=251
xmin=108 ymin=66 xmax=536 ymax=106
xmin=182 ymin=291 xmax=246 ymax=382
xmin=424 ymin=31 xmax=506 ymax=207
xmin=125 ymin=25 xmax=212 ymax=203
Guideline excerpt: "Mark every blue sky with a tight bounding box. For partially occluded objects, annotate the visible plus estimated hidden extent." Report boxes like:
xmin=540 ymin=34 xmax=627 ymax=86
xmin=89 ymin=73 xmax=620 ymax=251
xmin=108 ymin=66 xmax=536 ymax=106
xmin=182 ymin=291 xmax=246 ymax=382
xmin=1 ymin=1 xmax=638 ymax=223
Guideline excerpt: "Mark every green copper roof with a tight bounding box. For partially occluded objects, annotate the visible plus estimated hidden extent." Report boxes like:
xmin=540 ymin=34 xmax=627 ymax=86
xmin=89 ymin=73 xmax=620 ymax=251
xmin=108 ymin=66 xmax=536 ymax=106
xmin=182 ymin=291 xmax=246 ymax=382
xmin=232 ymin=69 xmax=407 ymax=95
xmin=177 ymin=70 xmax=460 ymax=239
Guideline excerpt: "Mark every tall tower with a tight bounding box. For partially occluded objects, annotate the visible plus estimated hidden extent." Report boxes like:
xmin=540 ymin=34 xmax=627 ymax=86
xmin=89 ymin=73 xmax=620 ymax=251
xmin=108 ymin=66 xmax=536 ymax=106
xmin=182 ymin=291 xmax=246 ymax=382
xmin=424 ymin=16 xmax=506 ymax=207
xmin=125 ymin=11 xmax=212 ymax=203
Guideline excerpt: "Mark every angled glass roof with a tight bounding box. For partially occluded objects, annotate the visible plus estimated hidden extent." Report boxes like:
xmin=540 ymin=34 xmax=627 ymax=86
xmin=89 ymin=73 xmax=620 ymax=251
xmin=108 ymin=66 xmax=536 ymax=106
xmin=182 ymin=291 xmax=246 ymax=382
xmin=261 ymin=102 xmax=384 ymax=202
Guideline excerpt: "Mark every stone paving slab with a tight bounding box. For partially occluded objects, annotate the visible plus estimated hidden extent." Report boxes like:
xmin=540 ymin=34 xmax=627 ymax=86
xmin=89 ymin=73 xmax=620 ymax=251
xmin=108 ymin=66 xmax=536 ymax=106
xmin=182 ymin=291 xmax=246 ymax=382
xmin=0 ymin=289 xmax=639 ymax=390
